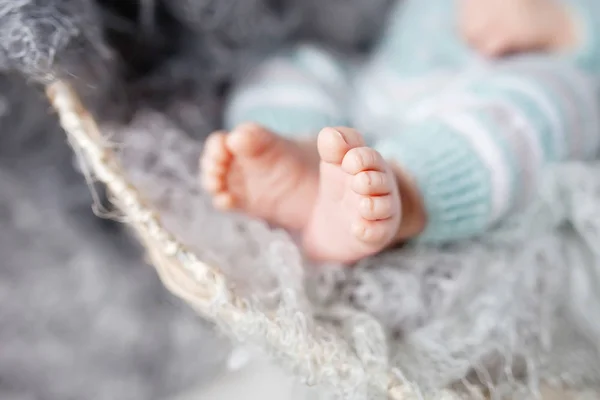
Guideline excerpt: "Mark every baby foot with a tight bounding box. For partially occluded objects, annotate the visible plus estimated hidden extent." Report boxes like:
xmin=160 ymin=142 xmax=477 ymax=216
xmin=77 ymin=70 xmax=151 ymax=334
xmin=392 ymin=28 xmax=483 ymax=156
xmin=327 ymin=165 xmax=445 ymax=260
xmin=460 ymin=0 xmax=578 ymax=57
xmin=200 ymin=122 xmax=319 ymax=231
xmin=302 ymin=127 xmax=403 ymax=263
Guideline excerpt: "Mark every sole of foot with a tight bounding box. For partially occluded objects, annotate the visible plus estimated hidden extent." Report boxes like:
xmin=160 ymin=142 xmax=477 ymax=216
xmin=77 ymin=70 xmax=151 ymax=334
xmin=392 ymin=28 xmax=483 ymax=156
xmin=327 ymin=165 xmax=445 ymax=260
xmin=200 ymin=122 xmax=319 ymax=231
xmin=302 ymin=127 xmax=403 ymax=263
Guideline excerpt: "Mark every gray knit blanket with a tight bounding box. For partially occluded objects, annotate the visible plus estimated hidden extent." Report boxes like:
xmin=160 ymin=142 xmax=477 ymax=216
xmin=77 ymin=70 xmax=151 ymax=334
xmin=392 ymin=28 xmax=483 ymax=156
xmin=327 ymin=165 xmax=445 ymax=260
xmin=1 ymin=0 xmax=600 ymax=398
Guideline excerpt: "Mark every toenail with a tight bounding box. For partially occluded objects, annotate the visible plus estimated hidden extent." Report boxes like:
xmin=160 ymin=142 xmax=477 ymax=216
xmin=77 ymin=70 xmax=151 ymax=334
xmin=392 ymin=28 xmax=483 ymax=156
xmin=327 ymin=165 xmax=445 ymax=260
xmin=352 ymin=221 xmax=366 ymax=238
xmin=214 ymin=193 xmax=234 ymax=210
xmin=362 ymin=172 xmax=372 ymax=187
xmin=361 ymin=197 xmax=373 ymax=212
xmin=352 ymin=152 xmax=365 ymax=169
xmin=203 ymin=176 xmax=224 ymax=192
xmin=364 ymin=150 xmax=377 ymax=167
xmin=326 ymin=127 xmax=342 ymax=137
xmin=349 ymin=148 xmax=380 ymax=171
xmin=360 ymin=225 xmax=375 ymax=241
xmin=205 ymin=163 xmax=225 ymax=175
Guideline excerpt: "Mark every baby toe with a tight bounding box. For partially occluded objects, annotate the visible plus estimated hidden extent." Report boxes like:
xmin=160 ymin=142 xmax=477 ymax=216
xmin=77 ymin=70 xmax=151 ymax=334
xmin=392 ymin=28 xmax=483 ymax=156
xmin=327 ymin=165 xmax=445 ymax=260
xmin=227 ymin=122 xmax=275 ymax=157
xmin=359 ymin=195 xmax=394 ymax=221
xmin=351 ymin=220 xmax=389 ymax=244
xmin=201 ymin=173 xmax=225 ymax=193
xmin=201 ymin=132 xmax=231 ymax=179
xmin=351 ymin=171 xmax=390 ymax=196
xmin=213 ymin=192 xmax=235 ymax=210
xmin=341 ymin=147 xmax=386 ymax=175
xmin=203 ymin=131 xmax=231 ymax=164
xmin=317 ymin=127 xmax=365 ymax=165
xmin=201 ymin=155 xmax=228 ymax=177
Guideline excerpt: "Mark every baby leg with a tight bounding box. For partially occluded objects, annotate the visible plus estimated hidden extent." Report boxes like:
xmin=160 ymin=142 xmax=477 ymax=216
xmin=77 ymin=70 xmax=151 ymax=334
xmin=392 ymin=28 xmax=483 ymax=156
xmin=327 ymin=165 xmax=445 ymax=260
xmin=378 ymin=57 xmax=600 ymax=242
xmin=201 ymin=45 xmax=353 ymax=231
xmin=225 ymin=44 xmax=353 ymax=136
xmin=303 ymin=57 xmax=600 ymax=261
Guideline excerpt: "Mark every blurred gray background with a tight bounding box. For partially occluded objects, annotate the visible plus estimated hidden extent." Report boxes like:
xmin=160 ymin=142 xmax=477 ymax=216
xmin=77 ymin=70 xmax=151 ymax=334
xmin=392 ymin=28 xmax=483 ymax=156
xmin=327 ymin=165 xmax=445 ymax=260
xmin=0 ymin=75 xmax=231 ymax=400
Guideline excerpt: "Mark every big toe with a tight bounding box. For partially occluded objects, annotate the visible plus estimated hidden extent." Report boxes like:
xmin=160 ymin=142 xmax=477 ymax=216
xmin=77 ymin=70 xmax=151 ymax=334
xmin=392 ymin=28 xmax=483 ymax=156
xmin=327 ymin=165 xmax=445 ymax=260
xmin=226 ymin=122 xmax=277 ymax=157
xmin=317 ymin=127 xmax=366 ymax=165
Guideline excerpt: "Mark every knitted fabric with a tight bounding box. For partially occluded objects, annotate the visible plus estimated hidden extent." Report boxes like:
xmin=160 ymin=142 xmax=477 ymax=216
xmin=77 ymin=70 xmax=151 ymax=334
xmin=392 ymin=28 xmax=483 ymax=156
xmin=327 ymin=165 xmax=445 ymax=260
xmin=224 ymin=45 xmax=353 ymax=136
xmin=567 ymin=0 xmax=600 ymax=72
xmin=225 ymin=0 xmax=600 ymax=242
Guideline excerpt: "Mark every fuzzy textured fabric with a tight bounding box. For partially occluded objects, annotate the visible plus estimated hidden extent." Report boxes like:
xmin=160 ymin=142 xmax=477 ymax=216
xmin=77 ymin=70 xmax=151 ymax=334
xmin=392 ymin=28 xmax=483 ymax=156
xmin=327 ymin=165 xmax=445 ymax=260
xmin=0 ymin=75 xmax=231 ymax=400
xmin=107 ymin=109 xmax=600 ymax=398
xmin=3 ymin=0 xmax=600 ymax=399
xmin=0 ymin=0 xmax=393 ymax=399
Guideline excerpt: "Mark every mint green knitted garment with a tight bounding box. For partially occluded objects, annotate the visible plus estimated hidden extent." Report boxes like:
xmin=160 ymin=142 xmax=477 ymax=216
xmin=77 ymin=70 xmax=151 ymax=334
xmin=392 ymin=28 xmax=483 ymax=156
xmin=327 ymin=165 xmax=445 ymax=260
xmin=224 ymin=0 xmax=600 ymax=243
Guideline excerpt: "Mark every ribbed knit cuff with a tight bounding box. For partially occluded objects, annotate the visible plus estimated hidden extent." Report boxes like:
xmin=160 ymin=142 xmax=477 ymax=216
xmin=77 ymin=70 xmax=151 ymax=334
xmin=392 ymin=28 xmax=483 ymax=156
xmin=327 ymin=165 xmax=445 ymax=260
xmin=224 ymin=44 xmax=352 ymax=137
xmin=225 ymin=105 xmax=349 ymax=138
xmin=374 ymin=121 xmax=493 ymax=243
xmin=564 ymin=0 xmax=600 ymax=72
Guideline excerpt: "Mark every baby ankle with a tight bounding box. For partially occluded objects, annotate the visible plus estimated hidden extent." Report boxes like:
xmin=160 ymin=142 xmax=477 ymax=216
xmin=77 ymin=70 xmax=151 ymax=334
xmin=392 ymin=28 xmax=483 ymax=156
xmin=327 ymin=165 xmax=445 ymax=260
xmin=390 ymin=163 xmax=427 ymax=242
